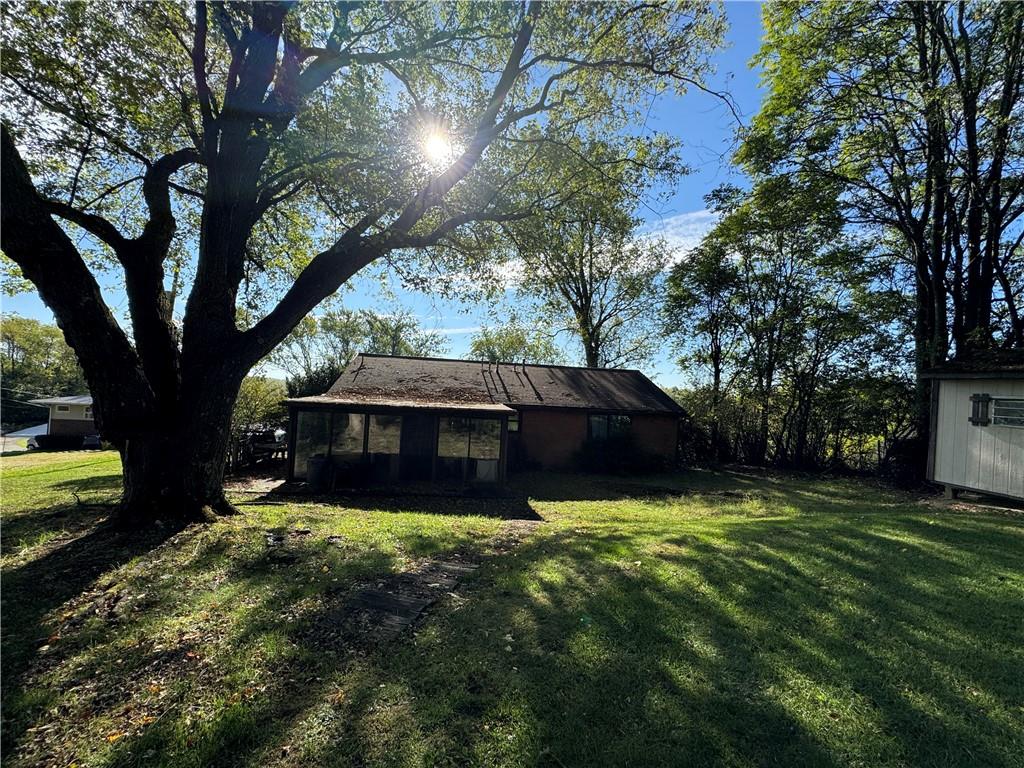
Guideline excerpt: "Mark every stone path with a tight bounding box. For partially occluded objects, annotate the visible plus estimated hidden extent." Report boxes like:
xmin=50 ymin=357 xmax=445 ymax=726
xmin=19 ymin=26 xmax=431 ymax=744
xmin=307 ymin=519 xmax=540 ymax=649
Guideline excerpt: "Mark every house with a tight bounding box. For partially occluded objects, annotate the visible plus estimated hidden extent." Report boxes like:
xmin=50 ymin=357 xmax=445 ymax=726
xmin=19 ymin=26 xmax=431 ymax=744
xmin=285 ymin=354 xmax=683 ymax=487
xmin=924 ymin=357 xmax=1023 ymax=501
xmin=27 ymin=395 xmax=97 ymax=437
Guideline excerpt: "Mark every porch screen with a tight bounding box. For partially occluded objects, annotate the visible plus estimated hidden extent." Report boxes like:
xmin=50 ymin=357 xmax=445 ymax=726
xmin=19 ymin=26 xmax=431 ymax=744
xmin=331 ymin=412 xmax=365 ymax=465
xmin=294 ymin=410 xmax=330 ymax=480
xmin=367 ymin=414 xmax=402 ymax=453
xmin=438 ymin=417 xmax=501 ymax=481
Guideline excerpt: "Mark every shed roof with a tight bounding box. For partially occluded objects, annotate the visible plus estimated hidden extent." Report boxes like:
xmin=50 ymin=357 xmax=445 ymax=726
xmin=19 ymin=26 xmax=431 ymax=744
xmin=314 ymin=354 xmax=683 ymax=414
xmin=923 ymin=351 xmax=1024 ymax=379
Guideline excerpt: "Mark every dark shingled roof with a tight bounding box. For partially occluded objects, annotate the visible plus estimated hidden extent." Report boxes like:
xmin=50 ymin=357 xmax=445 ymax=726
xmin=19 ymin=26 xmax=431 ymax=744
xmin=923 ymin=350 xmax=1024 ymax=379
xmin=313 ymin=354 xmax=684 ymax=414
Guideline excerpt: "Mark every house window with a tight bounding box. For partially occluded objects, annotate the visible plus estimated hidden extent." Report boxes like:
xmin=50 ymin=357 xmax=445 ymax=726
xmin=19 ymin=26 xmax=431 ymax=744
xmin=56 ymin=405 xmax=70 ymax=412
xmin=588 ymin=413 xmax=631 ymax=440
xmin=84 ymin=406 xmax=92 ymax=419
xmin=293 ymin=410 xmax=330 ymax=479
xmin=992 ymin=398 xmax=1024 ymax=428
xmin=969 ymin=394 xmax=992 ymax=426
xmin=508 ymin=413 xmax=520 ymax=433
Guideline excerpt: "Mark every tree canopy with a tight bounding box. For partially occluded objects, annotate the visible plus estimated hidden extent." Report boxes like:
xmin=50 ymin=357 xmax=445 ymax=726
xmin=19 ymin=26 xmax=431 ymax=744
xmin=1 ymin=0 xmax=728 ymax=521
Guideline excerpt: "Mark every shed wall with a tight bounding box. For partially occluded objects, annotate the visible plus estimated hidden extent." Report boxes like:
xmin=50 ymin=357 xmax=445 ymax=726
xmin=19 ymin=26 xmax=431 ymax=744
xmin=933 ymin=378 xmax=1024 ymax=499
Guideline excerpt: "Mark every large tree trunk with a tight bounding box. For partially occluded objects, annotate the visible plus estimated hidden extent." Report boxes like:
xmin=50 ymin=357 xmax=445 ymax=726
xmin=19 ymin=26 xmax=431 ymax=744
xmin=117 ymin=375 xmax=241 ymax=527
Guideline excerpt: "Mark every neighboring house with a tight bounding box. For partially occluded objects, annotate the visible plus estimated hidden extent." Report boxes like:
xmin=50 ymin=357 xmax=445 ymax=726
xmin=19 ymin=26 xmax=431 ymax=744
xmin=286 ymin=353 xmax=683 ymax=486
xmin=27 ymin=395 xmax=97 ymax=437
xmin=925 ymin=358 xmax=1023 ymax=501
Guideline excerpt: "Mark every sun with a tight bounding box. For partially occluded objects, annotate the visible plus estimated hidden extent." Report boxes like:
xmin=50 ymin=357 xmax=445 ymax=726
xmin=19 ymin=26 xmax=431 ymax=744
xmin=423 ymin=131 xmax=453 ymax=166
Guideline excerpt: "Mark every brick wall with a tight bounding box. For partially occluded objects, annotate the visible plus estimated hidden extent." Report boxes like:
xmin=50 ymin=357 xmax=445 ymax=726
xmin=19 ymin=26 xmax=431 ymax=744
xmin=517 ymin=409 xmax=588 ymax=469
xmin=517 ymin=409 xmax=679 ymax=470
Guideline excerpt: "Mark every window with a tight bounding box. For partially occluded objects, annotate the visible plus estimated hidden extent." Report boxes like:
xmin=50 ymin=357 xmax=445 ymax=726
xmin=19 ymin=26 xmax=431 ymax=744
xmin=84 ymin=406 xmax=93 ymax=419
xmin=508 ymin=413 xmax=520 ymax=433
xmin=293 ymin=410 xmax=330 ymax=479
xmin=330 ymin=412 xmax=365 ymax=465
xmin=588 ymin=414 xmax=631 ymax=440
xmin=969 ymin=394 xmax=992 ymax=426
xmin=56 ymin=405 xmax=70 ymax=412
xmin=992 ymin=398 xmax=1024 ymax=428
xmin=367 ymin=414 xmax=402 ymax=454
xmin=438 ymin=417 xmax=471 ymax=458
xmin=609 ymin=414 xmax=631 ymax=437
xmin=437 ymin=417 xmax=502 ymax=482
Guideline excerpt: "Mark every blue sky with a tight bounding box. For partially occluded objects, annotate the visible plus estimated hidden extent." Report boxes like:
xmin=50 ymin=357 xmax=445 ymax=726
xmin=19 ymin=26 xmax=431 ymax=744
xmin=3 ymin=3 xmax=766 ymax=389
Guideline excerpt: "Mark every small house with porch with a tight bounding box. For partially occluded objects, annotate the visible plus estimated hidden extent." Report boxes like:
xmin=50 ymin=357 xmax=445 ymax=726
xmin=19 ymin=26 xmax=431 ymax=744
xmin=285 ymin=354 xmax=683 ymax=488
xmin=27 ymin=395 xmax=96 ymax=437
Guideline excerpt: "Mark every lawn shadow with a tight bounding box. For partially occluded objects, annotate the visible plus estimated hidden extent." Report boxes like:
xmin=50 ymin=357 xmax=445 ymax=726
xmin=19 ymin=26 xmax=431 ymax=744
xmin=253 ymin=488 xmax=544 ymax=521
xmin=1 ymin=519 xmax=179 ymax=757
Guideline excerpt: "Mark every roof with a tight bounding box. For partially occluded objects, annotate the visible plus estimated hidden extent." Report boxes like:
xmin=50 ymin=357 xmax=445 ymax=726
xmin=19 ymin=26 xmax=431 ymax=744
xmin=311 ymin=354 xmax=684 ymax=414
xmin=923 ymin=351 xmax=1024 ymax=379
xmin=285 ymin=395 xmax=514 ymax=414
xmin=27 ymin=395 xmax=93 ymax=406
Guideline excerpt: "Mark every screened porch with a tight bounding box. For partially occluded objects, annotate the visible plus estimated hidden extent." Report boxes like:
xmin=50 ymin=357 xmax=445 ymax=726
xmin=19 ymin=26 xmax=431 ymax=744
xmin=286 ymin=398 xmax=513 ymax=489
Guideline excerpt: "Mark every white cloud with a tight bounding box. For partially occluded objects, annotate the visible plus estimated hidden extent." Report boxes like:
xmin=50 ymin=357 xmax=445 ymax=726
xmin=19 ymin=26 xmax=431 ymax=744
xmin=642 ymin=209 xmax=718 ymax=263
xmin=434 ymin=325 xmax=481 ymax=335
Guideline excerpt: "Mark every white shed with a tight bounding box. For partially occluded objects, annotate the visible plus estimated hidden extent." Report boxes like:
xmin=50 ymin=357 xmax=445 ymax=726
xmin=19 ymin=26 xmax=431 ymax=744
xmin=925 ymin=362 xmax=1024 ymax=501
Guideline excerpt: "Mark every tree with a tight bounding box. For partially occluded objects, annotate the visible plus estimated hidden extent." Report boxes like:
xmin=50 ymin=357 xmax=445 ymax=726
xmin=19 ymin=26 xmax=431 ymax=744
xmin=232 ymin=375 xmax=287 ymax=433
xmin=741 ymin=1 xmax=1024 ymax=439
xmin=1 ymin=314 xmax=88 ymax=429
xmin=469 ymin=317 xmax=560 ymax=364
xmin=1 ymin=1 xmax=726 ymax=524
xmin=271 ymin=307 xmax=448 ymax=396
xmin=501 ymin=135 xmax=679 ymax=369
xmin=665 ymin=180 xmax=910 ymax=469
xmin=664 ymin=232 xmax=741 ymax=463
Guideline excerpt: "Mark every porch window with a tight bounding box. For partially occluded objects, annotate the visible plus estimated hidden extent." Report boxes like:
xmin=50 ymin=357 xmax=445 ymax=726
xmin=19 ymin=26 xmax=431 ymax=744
xmin=437 ymin=417 xmax=502 ymax=482
xmin=56 ymin=404 xmax=70 ymax=412
xmin=293 ymin=410 xmax=331 ymax=480
xmin=367 ymin=414 xmax=402 ymax=482
xmin=330 ymin=412 xmax=365 ymax=465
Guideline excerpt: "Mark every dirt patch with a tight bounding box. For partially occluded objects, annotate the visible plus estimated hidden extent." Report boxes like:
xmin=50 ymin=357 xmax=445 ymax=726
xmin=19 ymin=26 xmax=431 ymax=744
xmin=306 ymin=519 xmax=541 ymax=649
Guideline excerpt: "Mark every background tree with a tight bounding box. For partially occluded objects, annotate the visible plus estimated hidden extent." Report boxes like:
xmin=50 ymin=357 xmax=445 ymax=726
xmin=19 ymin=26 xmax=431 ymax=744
xmin=741 ymin=1 xmax=1024 ymax=442
xmin=469 ymin=317 xmax=560 ymax=364
xmin=271 ymin=307 xmax=448 ymax=397
xmin=0 ymin=314 xmax=88 ymax=430
xmin=502 ymin=137 xmax=679 ymax=369
xmin=232 ymin=375 xmax=287 ymax=433
xmin=0 ymin=1 xmax=726 ymax=523
xmin=665 ymin=180 xmax=913 ymax=470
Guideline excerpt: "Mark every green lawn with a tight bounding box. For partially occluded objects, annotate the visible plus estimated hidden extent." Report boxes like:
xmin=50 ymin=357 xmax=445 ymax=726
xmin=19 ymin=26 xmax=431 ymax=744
xmin=2 ymin=451 xmax=1022 ymax=767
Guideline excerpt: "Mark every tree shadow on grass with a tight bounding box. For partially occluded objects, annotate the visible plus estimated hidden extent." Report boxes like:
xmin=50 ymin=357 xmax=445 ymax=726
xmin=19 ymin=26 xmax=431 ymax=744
xmin=1 ymin=518 xmax=179 ymax=758
xmin=6 ymin=485 xmax=1021 ymax=767
xmin=251 ymin=489 xmax=544 ymax=522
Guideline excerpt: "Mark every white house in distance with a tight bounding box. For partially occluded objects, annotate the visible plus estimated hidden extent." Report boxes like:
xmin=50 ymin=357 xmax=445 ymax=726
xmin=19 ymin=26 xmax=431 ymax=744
xmin=925 ymin=358 xmax=1024 ymax=502
xmin=27 ymin=395 xmax=97 ymax=437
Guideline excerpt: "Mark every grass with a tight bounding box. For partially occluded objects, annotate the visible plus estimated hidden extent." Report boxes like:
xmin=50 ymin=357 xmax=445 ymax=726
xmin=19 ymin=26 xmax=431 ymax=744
xmin=1 ymin=451 xmax=1022 ymax=767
